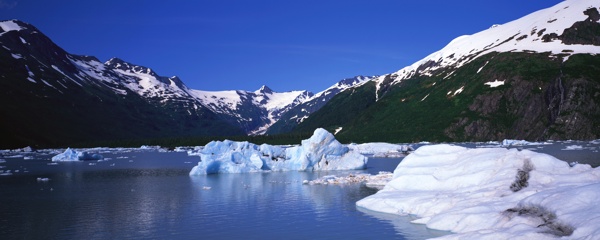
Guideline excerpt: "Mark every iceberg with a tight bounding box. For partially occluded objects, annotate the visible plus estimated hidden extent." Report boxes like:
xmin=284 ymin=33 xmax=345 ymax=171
xmin=189 ymin=128 xmax=367 ymax=175
xmin=51 ymin=148 xmax=104 ymax=161
xmin=357 ymin=144 xmax=600 ymax=239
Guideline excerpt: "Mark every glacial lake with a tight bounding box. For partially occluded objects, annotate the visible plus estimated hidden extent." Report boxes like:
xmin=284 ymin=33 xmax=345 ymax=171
xmin=0 ymin=141 xmax=598 ymax=239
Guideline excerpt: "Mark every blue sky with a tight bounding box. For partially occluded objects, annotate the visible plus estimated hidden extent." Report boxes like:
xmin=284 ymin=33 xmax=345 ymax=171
xmin=1 ymin=0 xmax=563 ymax=93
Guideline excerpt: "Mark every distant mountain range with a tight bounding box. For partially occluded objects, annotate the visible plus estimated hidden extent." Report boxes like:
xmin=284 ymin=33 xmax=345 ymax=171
xmin=1 ymin=0 xmax=599 ymax=148
xmin=0 ymin=19 xmax=371 ymax=147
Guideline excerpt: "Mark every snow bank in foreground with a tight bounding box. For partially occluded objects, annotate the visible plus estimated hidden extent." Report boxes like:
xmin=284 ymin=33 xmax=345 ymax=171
xmin=51 ymin=148 xmax=104 ymax=161
xmin=356 ymin=144 xmax=600 ymax=239
xmin=189 ymin=128 xmax=367 ymax=175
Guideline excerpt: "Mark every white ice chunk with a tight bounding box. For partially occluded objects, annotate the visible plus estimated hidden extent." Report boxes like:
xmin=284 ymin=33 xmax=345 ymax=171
xmin=347 ymin=142 xmax=413 ymax=157
xmin=51 ymin=148 xmax=104 ymax=161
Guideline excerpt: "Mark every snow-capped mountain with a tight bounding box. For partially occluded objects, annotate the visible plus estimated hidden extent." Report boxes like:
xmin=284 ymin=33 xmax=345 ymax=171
xmin=266 ymin=75 xmax=374 ymax=135
xmin=0 ymin=19 xmax=247 ymax=147
xmin=292 ymin=0 xmax=600 ymax=142
xmin=189 ymin=85 xmax=313 ymax=135
xmin=373 ymin=0 xmax=600 ymax=98
xmin=104 ymin=58 xmax=191 ymax=99
xmin=100 ymin=57 xmax=317 ymax=135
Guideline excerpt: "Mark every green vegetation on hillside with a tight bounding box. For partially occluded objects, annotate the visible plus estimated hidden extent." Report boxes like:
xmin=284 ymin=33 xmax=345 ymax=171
xmin=288 ymin=52 xmax=600 ymax=143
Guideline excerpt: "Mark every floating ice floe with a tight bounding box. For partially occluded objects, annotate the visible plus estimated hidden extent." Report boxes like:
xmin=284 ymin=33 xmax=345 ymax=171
xmin=357 ymin=144 xmax=600 ymax=239
xmin=502 ymin=139 xmax=532 ymax=146
xmin=139 ymin=145 xmax=168 ymax=152
xmin=303 ymin=171 xmax=393 ymax=189
xmin=189 ymin=128 xmax=367 ymax=175
xmin=12 ymin=146 xmax=34 ymax=152
xmin=372 ymin=151 xmax=408 ymax=158
xmin=501 ymin=139 xmax=553 ymax=147
xmin=185 ymin=146 xmax=204 ymax=157
xmin=563 ymin=145 xmax=584 ymax=150
xmin=51 ymin=148 xmax=104 ymax=161
xmin=347 ymin=142 xmax=413 ymax=157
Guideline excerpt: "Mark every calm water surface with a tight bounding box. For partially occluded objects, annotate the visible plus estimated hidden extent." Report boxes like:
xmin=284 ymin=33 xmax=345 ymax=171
xmin=0 ymin=150 xmax=445 ymax=239
xmin=1 ymin=142 xmax=597 ymax=239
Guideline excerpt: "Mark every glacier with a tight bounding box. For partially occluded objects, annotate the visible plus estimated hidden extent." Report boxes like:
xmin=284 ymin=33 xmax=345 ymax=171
xmin=189 ymin=128 xmax=367 ymax=175
xmin=51 ymin=148 xmax=104 ymax=161
xmin=357 ymin=144 xmax=600 ymax=239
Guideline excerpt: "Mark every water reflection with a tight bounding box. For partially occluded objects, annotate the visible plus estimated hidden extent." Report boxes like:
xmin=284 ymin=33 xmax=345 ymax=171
xmin=7 ymin=146 xmax=595 ymax=239
xmin=0 ymin=151 xmax=426 ymax=239
xmin=357 ymin=207 xmax=450 ymax=239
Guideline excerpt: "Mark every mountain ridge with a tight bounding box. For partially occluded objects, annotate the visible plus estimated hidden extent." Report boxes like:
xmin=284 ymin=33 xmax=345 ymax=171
xmin=370 ymin=0 xmax=600 ymax=101
xmin=288 ymin=0 xmax=600 ymax=142
xmin=0 ymin=19 xmax=368 ymax=147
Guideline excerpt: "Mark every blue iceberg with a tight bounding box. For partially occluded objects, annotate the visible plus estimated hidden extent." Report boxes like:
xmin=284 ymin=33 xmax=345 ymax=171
xmin=189 ymin=128 xmax=367 ymax=175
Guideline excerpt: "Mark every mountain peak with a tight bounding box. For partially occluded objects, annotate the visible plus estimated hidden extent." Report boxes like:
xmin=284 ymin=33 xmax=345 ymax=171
xmin=256 ymin=85 xmax=273 ymax=94
xmin=104 ymin=57 xmax=126 ymax=67
xmin=105 ymin=57 xmax=157 ymax=76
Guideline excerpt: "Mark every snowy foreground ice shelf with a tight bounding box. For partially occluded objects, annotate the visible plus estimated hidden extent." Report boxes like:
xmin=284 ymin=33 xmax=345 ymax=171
xmin=357 ymin=144 xmax=600 ymax=239
xmin=189 ymin=128 xmax=367 ymax=175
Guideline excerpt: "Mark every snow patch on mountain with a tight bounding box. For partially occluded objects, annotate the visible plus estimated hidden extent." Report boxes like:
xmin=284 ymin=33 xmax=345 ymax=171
xmin=190 ymin=85 xmax=312 ymax=135
xmin=189 ymin=89 xmax=242 ymax=112
xmin=0 ymin=20 xmax=25 ymax=36
xmin=484 ymin=80 xmax=505 ymax=88
xmin=70 ymin=57 xmax=116 ymax=84
xmin=254 ymin=86 xmax=309 ymax=113
xmin=106 ymin=58 xmax=190 ymax=99
xmin=306 ymin=75 xmax=373 ymax=103
xmin=251 ymin=86 xmax=313 ymax=134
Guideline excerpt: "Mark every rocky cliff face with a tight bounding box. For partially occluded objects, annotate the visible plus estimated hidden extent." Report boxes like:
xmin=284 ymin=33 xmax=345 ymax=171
xmin=444 ymin=53 xmax=600 ymax=141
